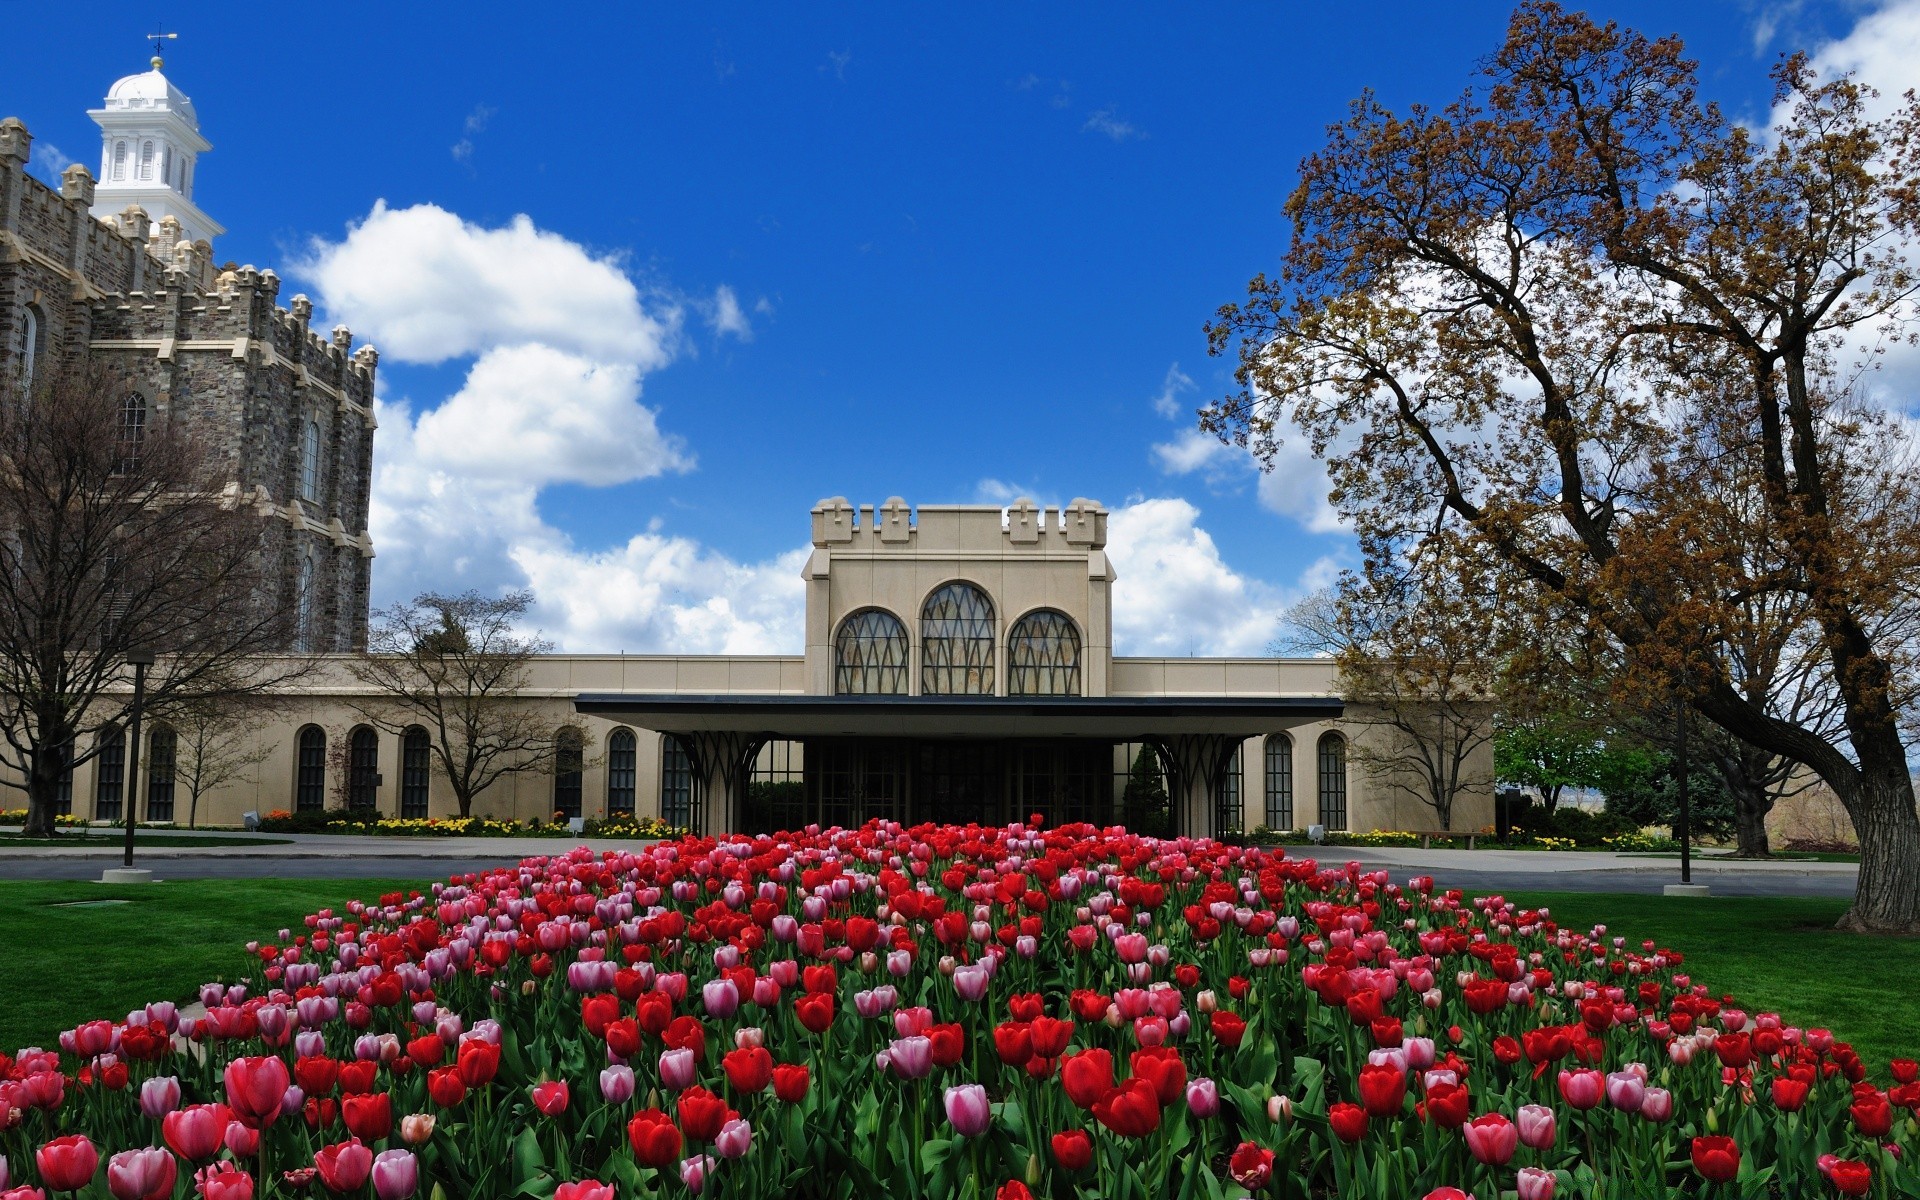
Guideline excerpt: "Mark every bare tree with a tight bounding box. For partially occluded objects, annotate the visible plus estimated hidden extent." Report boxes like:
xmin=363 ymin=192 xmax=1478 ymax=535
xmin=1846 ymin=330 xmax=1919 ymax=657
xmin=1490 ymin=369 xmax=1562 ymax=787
xmin=170 ymin=697 xmax=275 ymax=829
xmin=349 ymin=590 xmax=584 ymax=818
xmin=0 ymin=358 xmax=312 ymax=837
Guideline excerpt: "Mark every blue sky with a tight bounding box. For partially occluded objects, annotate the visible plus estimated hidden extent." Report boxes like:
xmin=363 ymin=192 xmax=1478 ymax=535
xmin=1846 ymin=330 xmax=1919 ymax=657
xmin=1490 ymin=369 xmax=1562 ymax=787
xmin=5 ymin=2 xmax=1906 ymax=654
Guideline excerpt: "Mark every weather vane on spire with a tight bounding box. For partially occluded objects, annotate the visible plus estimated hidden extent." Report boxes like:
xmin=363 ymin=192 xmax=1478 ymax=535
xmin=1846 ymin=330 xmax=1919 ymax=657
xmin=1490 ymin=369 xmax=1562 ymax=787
xmin=146 ymin=28 xmax=177 ymax=70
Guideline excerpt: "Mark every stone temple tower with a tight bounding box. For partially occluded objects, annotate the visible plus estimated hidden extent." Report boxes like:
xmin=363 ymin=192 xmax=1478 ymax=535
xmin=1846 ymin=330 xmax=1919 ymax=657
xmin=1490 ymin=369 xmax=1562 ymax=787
xmin=0 ymin=54 xmax=376 ymax=651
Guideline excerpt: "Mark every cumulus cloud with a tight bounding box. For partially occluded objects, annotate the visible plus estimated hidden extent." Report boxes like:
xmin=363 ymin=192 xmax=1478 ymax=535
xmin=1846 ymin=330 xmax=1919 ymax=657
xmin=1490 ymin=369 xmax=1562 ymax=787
xmin=1152 ymin=423 xmax=1344 ymax=535
xmin=1108 ymin=497 xmax=1335 ymax=656
xmin=1083 ymin=108 xmax=1145 ymax=142
xmin=708 ymin=285 xmax=753 ymax=341
xmin=1151 ymin=362 xmax=1193 ymax=419
xmin=299 ymin=202 xmax=791 ymax=651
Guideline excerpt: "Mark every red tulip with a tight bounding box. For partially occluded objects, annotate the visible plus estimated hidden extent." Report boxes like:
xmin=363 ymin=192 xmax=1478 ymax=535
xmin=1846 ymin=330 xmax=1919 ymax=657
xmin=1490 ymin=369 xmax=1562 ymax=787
xmin=405 ymin=1036 xmax=443 ymax=1068
xmin=1029 ymin=1016 xmax=1074 ymax=1060
xmin=771 ymin=1064 xmax=810 ymax=1104
xmin=456 ymin=1040 xmax=500 ymax=1088
xmin=993 ymin=1022 xmax=1033 ymax=1066
xmin=661 ymin=1016 xmax=706 ymax=1060
xmin=928 ymin=1023 xmax=966 ymax=1068
xmin=1690 ymin=1135 xmax=1740 ymax=1184
xmin=224 ymin=1057 xmax=290 ymax=1130
xmin=1827 ymin=1159 xmax=1872 ymax=1196
xmin=1091 ymin=1078 xmax=1161 ymax=1138
xmin=627 ymin=1110 xmax=683 ymax=1168
xmin=1357 ymin=1064 xmax=1406 ymax=1118
xmin=338 ymin=1061 xmax=379 ymax=1095
xmin=427 ymin=1067 xmax=467 ymax=1108
xmin=295 ymin=1056 xmax=341 ymax=1097
xmin=196 ymin=1164 xmax=254 ymax=1200
xmin=343 ymin=1092 xmax=393 ymax=1142
xmin=314 ymin=1139 xmax=374 ymax=1193
xmin=1209 ymin=1011 xmax=1247 ymax=1048
xmin=795 ymin=993 xmax=835 ymax=1034
xmin=36 ymin=1136 xmax=99 ymax=1192
xmin=722 ymin=1047 xmax=773 ymax=1095
xmin=532 ymin=1082 xmax=570 ymax=1116
xmin=554 ymin=1184 xmax=615 ymax=1200
xmin=1770 ymin=1077 xmax=1809 ymax=1111
xmin=604 ymin=1019 xmax=641 ymax=1061
xmin=1061 ymin=1049 xmax=1115 ymax=1110
xmin=1329 ymin=1102 xmax=1369 ymax=1142
xmin=995 ymin=1184 xmax=1033 ymax=1200
xmin=1850 ymin=1093 xmax=1893 ymax=1138
xmin=581 ymin=993 xmax=621 ymax=1039
xmin=1228 ymin=1142 xmax=1274 ymax=1189
xmin=163 ymin=1104 xmax=232 ymax=1161
xmin=1050 ymin=1130 xmax=1092 ymax=1171
xmin=1424 ymin=1081 xmax=1470 ymax=1130
xmin=676 ymin=1087 xmax=735 ymax=1143
xmin=1129 ymin=1047 xmax=1187 ymax=1108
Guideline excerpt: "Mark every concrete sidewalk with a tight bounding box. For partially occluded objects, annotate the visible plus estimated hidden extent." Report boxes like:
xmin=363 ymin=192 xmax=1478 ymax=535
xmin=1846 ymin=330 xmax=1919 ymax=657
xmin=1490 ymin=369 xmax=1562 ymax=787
xmin=1317 ymin=845 xmax=1858 ymax=879
xmin=0 ymin=830 xmax=659 ymax=860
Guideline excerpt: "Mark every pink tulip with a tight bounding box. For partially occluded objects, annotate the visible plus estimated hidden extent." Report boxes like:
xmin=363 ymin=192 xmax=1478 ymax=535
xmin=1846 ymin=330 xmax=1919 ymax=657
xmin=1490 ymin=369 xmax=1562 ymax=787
xmin=194 ymin=1164 xmax=253 ymax=1200
xmin=223 ymin=1057 xmax=289 ymax=1130
xmin=659 ymin=1048 xmax=697 ymax=1091
xmin=1516 ymin=1166 xmax=1557 ymax=1200
xmin=952 ymin=964 xmax=990 ymax=1002
xmin=554 ymin=1184 xmax=615 ymax=1200
xmin=35 ymin=1135 xmax=98 ymax=1193
xmin=888 ymin=1036 xmax=934 ymax=1080
xmin=106 ymin=1148 xmax=176 ymax=1200
xmin=1516 ymin=1104 xmax=1556 ymax=1151
xmin=1557 ymin=1069 xmax=1604 ymax=1111
xmin=223 ymin=1122 xmax=259 ymax=1159
xmin=1605 ymin=1070 xmax=1645 ymax=1113
xmin=600 ymin=1065 xmax=636 ymax=1105
xmin=1463 ymin=1114 xmax=1517 ymax=1166
xmin=1640 ymin=1088 xmax=1673 ymax=1123
xmin=371 ymin=1150 xmax=418 ymax=1200
xmin=714 ymin=1119 xmax=753 ymax=1160
xmin=138 ymin=1076 xmax=180 ymax=1120
xmin=532 ymin=1082 xmax=570 ymax=1117
xmin=679 ymin=1154 xmax=713 ymax=1194
xmin=1187 ymin=1078 xmax=1220 ymax=1119
xmin=701 ymin=978 xmax=739 ymax=1019
xmin=944 ymin=1084 xmax=991 ymax=1137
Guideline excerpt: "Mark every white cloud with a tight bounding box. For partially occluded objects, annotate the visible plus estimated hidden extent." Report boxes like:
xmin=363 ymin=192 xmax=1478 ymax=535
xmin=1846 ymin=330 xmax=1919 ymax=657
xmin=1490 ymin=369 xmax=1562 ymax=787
xmin=973 ymin=478 xmax=1046 ymax=505
xmin=1083 ymin=109 xmax=1145 ymax=142
xmin=1151 ymin=427 xmax=1345 ymax=534
xmin=451 ymin=104 xmax=495 ymax=164
xmin=1108 ymin=497 xmax=1334 ymax=656
xmin=708 ymin=285 xmax=752 ymax=341
xmin=301 ymin=203 xmax=792 ymax=651
xmin=1151 ymin=362 xmax=1193 ymax=419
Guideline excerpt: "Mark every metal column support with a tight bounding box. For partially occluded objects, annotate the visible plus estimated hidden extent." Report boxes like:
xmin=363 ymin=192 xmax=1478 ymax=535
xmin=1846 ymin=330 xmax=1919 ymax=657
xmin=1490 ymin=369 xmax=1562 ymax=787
xmin=673 ymin=731 xmax=772 ymax=837
xmin=1151 ymin=733 xmax=1241 ymax=840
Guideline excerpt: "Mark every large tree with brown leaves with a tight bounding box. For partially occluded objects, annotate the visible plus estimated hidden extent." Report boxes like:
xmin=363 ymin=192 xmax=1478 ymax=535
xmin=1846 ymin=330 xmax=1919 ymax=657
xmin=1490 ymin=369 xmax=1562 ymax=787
xmin=1205 ymin=3 xmax=1920 ymax=931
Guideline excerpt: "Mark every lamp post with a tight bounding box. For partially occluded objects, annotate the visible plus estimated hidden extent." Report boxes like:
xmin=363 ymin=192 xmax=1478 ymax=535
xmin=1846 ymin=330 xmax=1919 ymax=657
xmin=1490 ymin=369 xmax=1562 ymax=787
xmin=120 ymin=649 xmax=155 ymax=869
xmin=1676 ymin=694 xmax=1691 ymax=886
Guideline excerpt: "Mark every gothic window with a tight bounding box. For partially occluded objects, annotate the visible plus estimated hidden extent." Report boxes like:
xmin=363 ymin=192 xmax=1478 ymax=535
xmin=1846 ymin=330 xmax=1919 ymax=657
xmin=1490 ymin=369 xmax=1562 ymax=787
xmin=139 ymin=141 xmax=155 ymax=181
xmin=920 ymin=581 xmax=995 ymax=695
xmin=552 ymin=727 xmax=583 ymax=819
xmin=300 ymin=419 xmax=321 ymax=501
xmin=146 ymin=724 xmax=176 ymax=822
xmin=295 ymin=726 xmax=326 ymax=811
xmin=95 ymin=727 xmax=125 ymax=821
xmin=1263 ymin=734 xmax=1294 ymax=831
xmin=400 ymin=726 xmax=431 ymax=818
xmin=19 ymin=305 xmax=43 ymax=393
xmin=1317 ymin=732 xmax=1348 ymax=832
xmin=116 ymin=393 xmax=146 ymax=475
xmin=1007 ymin=609 xmax=1082 ymax=696
xmin=834 ymin=608 xmax=908 ymax=694
xmin=1215 ymin=744 xmax=1244 ymax=836
xmin=660 ymin=736 xmax=693 ymax=829
xmin=607 ymin=728 xmax=636 ymax=814
xmin=348 ymin=726 xmax=379 ymax=810
xmin=295 ymin=555 xmax=316 ymax=652
xmin=111 ymin=141 xmax=127 ymax=181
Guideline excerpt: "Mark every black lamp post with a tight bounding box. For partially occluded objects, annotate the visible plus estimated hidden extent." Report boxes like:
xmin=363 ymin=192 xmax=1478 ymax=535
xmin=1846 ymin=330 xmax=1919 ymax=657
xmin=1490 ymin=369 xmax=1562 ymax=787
xmin=1676 ymin=693 xmax=1691 ymax=886
xmin=121 ymin=649 xmax=155 ymax=869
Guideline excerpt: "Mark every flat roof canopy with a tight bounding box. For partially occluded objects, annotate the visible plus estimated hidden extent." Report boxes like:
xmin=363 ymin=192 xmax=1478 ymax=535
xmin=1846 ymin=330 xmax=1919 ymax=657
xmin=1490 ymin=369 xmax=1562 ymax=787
xmin=573 ymin=694 xmax=1343 ymax=739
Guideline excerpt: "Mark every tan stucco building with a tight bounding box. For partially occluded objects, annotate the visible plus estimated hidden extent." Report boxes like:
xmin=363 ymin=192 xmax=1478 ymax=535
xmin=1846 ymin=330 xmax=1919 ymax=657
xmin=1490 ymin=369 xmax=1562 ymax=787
xmin=57 ymin=498 xmax=1494 ymax=840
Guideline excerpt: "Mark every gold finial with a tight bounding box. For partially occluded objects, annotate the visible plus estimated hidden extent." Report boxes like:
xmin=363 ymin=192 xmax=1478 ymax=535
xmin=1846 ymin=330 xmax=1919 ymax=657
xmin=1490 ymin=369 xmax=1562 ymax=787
xmin=146 ymin=29 xmax=177 ymax=71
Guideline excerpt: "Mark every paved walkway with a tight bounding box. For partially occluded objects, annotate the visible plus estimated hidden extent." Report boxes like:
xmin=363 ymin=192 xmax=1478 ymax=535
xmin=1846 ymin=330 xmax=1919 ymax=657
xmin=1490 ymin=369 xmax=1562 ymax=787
xmin=0 ymin=831 xmax=1860 ymax=896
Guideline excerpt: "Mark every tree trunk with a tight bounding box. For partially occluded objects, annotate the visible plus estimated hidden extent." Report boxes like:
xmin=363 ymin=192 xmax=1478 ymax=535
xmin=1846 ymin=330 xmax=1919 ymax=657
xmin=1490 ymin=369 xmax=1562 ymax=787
xmin=22 ymin=742 xmax=66 ymax=838
xmin=1541 ymin=784 xmax=1562 ymax=813
xmin=1836 ymin=771 xmax=1920 ymax=933
xmin=1732 ymin=789 xmax=1771 ymax=857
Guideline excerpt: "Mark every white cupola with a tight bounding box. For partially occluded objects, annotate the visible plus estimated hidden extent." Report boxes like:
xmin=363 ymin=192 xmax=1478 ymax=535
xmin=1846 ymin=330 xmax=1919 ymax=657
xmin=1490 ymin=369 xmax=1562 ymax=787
xmin=87 ymin=55 xmax=225 ymax=247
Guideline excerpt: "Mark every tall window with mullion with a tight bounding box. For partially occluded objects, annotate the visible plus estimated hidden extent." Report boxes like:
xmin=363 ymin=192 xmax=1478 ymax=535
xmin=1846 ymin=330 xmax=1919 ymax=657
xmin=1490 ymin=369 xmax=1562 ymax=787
xmin=606 ymin=728 xmax=637 ymax=815
xmin=348 ymin=726 xmax=379 ymax=810
xmin=921 ymin=581 xmax=995 ymax=695
xmin=1317 ymin=732 xmax=1348 ymax=832
xmin=834 ymin=609 xmax=908 ymax=694
xmin=552 ymin=727 xmax=584 ymax=819
xmin=1006 ymin=609 xmax=1081 ymax=696
xmin=295 ymin=726 xmax=327 ymax=812
xmin=1263 ymin=734 xmax=1294 ymax=831
xmin=400 ymin=727 xmax=431 ymax=818
xmin=116 ymin=393 xmax=146 ymax=475
xmin=1214 ymin=744 xmax=1244 ymax=836
xmin=660 ymin=736 xmax=693 ymax=830
xmin=95 ymin=727 xmax=125 ymax=821
xmin=146 ymin=725 xmax=176 ymax=823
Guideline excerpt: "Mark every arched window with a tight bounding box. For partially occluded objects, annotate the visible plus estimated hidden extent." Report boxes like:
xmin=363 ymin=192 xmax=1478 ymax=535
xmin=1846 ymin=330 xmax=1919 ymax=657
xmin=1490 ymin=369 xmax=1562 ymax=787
xmin=400 ymin=726 xmax=431 ymax=818
xmin=1215 ymin=744 xmax=1244 ymax=835
xmin=1263 ymin=734 xmax=1294 ymax=831
xmin=95 ymin=726 xmax=125 ymax=821
xmin=111 ymin=141 xmax=127 ymax=181
xmin=348 ymin=726 xmax=379 ymax=810
xmin=921 ymin=581 xmax=995 ymax=695
xmin=1317 ymin=732 xmax=1348 ymax=832
xmin=295 ymin=726 xmax=326 ymax=811
xmin=116 ymin=393 xmax=146 ymax=475
xmin=294 ymin=555 xmax=315 ymax=652
xmin=660 ymin=736 xmax=693 ymax=829
xmin=607 ymin=728 xmax=637 ymax=814
xmin=552 ymin=727 xmax=583 ymax=819
xmin=300 ymin=418 xmax=321 ymax=501
xmin=146 ymin=724 xmax=176 ymax=822
xmin=139 ymin=141 xmax=155 ymax=181
xmin=19 ymin=305 xmax=43 ymax=393
xmin=834 ymin=608 xmax=908 ymax=694
xmin=161 ymin=146 xmax=172 ymax=187
xmin=1007 ymin=609 xmax=1082 ymax=696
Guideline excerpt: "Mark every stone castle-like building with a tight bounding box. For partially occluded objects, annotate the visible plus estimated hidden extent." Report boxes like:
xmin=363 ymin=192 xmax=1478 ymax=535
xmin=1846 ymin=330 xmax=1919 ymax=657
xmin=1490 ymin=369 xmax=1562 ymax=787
xmin=0 ymin=56 xmax=375 ymax=651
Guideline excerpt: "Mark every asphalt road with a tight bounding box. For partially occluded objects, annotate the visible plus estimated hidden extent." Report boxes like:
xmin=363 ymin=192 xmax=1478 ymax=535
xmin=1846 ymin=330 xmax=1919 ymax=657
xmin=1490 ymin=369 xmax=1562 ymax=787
xmin=0 ymin=852 xmax=1859 ymax=898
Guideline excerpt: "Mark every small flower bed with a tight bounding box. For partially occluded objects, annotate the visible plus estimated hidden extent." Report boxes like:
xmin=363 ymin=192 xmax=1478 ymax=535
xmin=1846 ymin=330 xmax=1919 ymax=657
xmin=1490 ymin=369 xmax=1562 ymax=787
xmin=1602 ymin=831 xmax=1683 ymax=853
xmin=254 ymin=810 xmax=683 ymax=840
xmin=0 ymin=810 xmax=88 ymax=829
xmin=0 ymin=821 xmax=1913 ymax=1199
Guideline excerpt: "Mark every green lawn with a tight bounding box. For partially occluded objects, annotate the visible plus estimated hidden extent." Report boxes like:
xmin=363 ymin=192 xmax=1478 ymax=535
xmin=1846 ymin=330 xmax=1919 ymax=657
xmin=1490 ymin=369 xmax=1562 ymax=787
xmin=1510 ymin=890 xmax=1919 ymax=1072
xmin=0 ymin=878 xmax=429 ymax=1054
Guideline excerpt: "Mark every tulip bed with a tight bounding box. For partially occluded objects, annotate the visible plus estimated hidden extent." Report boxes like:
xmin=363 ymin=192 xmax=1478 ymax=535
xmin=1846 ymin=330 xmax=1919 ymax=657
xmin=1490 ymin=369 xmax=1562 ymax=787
xmin=1 ymin=821 xmax=1915 ymax=1200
